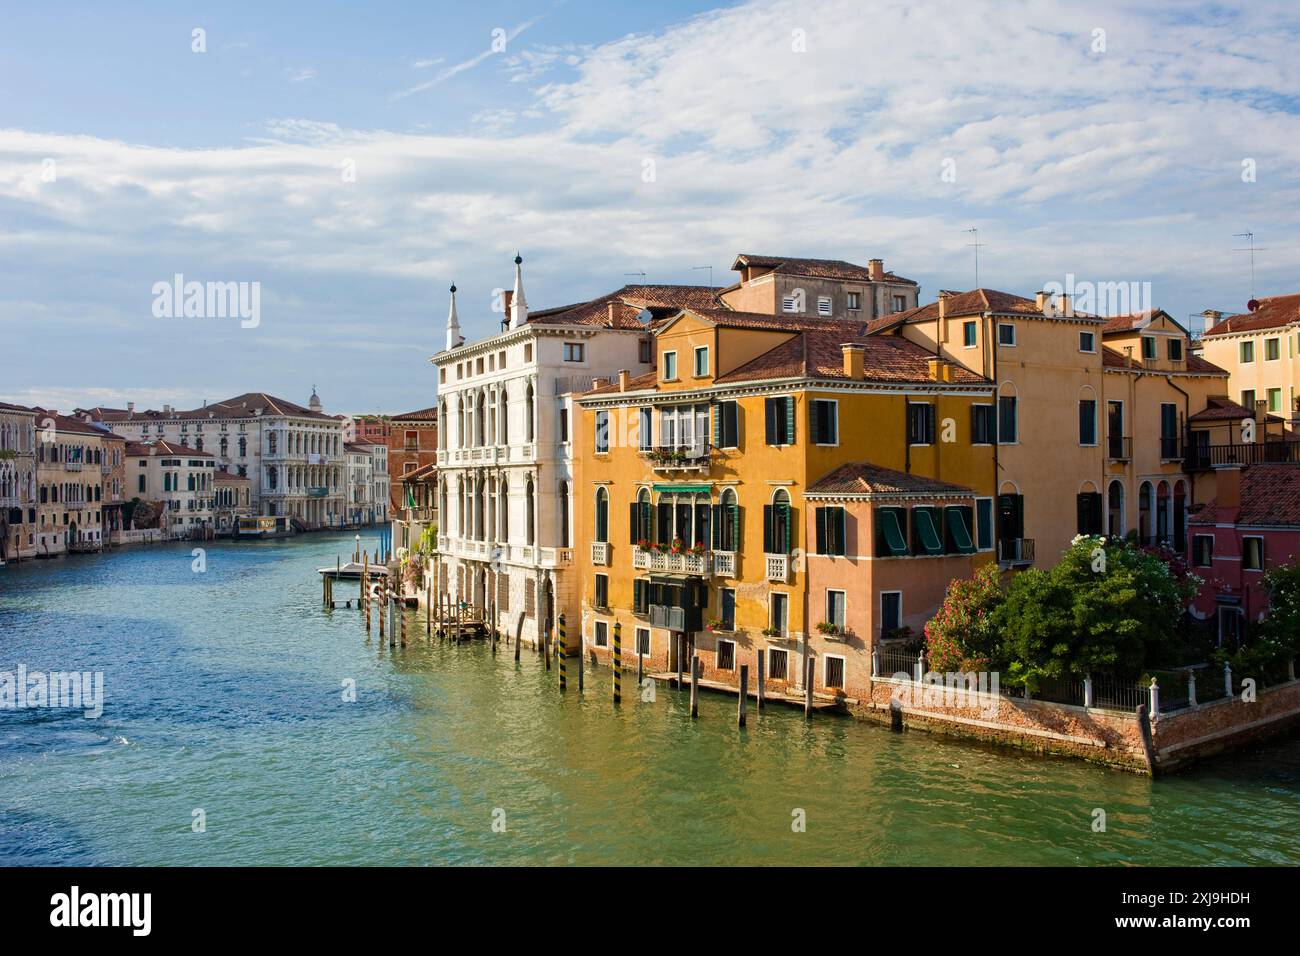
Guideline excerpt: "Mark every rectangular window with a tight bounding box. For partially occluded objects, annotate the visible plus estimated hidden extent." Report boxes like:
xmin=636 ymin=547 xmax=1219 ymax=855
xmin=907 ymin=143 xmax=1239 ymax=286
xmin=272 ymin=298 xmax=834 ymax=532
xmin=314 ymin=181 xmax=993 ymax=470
xmin=563 ymin=342 xmax=584 ymax=362
xmin=1159 ymin=403 xmax=1179 ymax=459
xmin=594 ymin=620 xmax=609 ymax=647
xmin=720 ymin=587 xmax=736 ymax=631
xmin=963 ymin=321 xmax=977 ymax=348
xmin=635 ymin=627 xmax=651 ymax=656
xmin=943 ymin=505 xmax=976 ymax=554
xmin=768 ymin=648 xmax=789 ymax=681
xmin=715 ymin=401 xmax=739 ymax=449
xmin=770 ymin=592 xmax=788 ymax=636
xmin=632 ymin=578 xmax=650 ymax=614
xmin=594 ymin=573 xmax=609 ymax=610
xmin=880 ymin=591 xmax=902 ymax=636
xmin=1168 ymin=338 xmax=1183 ymax=361
xmin=1079 ymin=399 xmax=1097 ymax=445
xmin=874 ymin=507 xmax=909 ymax=557
xmin=1265 ymin=337 xmax=1280 ymax=361
xmin=826 ymin=589 xmax=846 ymax=630
xmin=817 ymin=296 xmax=832 ymax=316
xmin=1076 ymin=492 xmax=1103 ymax=536
xmin=559 ymin=405 xmax=570 ymax=444
xmin=137 ymin=475 xmax=145 ymax=493
xmin=998 ymin=395 xmax=1018 ymax=443
xmin=910 ymin=505 xmax=944 ymax=556
xmin=998 ymin=323 xmax=1016 ymax=346
xmin=638 ymin=338 xmax=652 ymax=364
xmin=764 ymin=396 xmax=795 ymax=445
xmin=1142 ymin=336 xmax=1157 ymax=360
xmin=1241 ymin=389 xmax=1256 ymax=411
xmin=782 ymin=294 xmax=799 ymax=313
xmin=824 ymin=655 xmax=845 ymax=690
xmin=524 ymin=343 xmax=533 ymax=363
xmin=1268 ymin=388 xmax=1282 ymax=413
xmin=975 ymin=497 xmax=994 ymax=551
xmin=810 ymin=399 xmax=838 ymax=445
xmin=815 ymin=506 xmax=847 ymax=556
xmin=1079 ymin=331 xmax=1096 ymax=352
xmin=1240 ymin=341 xmax=1255 ymax=363
xmin=694 ymin=346 xmax=710 ymax=376
xmin=908 ymin=402 xmax=936 ymax=445
xmin=662 ymin=351 xmax=678 ymax=380
xmin=716 ymin=639 xmax=736 ymax=670
xmin=846 ymin=292 xmax=861 ymax=311
xmin=892 ymin=295 xmax=906 ymax=313
xmin=594 ymin=410 xmax=608 ymax=453
xmin=638 ymin=407 xmax=652 ymax=450
xmin=971 ymin=404 xmax=996 ymax=444
xmin=1193 ymin=534 xmax=1214 ymax=568
xmin=1243 ymin=536 xmax=1264 ymax=571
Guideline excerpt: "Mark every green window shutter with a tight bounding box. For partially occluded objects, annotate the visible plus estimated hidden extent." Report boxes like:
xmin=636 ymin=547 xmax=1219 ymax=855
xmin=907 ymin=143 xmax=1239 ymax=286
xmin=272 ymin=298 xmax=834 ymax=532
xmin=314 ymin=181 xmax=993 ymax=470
xmin=725 ymin=402 xmax=738 ymax=447
xmin=835 ymin=507 xmax=846 ymax=555
xmin=828 ymin=403 xmax=838 ymax=444
xmin=779 ymin=503 xmax=792 ymax=553
xmin=630 ymin=502 xmax=639 ymax=543
xmin=764 ymin=399 xmax=778 ymax=445
xmin=656 ymin=502 xmax=672 ymax=546
xmin=877 ymin=508 xmax=909 ymax=557
xmin=976 ymin=499 xmax=993 ymax=550
xmin=731 ymin=503 xmax=741 ymax=551
xmin=915 ymin=507 xmax=943 ymax=555
xmin=713 ymin=405 xmax=722 ymax=447
xmin=815 ymin=507 xmax=827 ymax=554
xmin=944 ymin=506 xmax=976 ymax=554
xmin=711 ymin=504 xmax=722 ymax=549
xmin=785 ymin=397 xmax=796 ymax=444
xmin=763 ymin=504 xmax=774 ymax=552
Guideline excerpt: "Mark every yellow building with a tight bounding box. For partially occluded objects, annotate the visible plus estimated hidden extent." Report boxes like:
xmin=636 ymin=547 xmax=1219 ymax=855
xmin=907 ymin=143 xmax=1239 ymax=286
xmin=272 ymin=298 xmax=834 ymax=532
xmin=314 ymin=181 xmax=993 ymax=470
xmin=1198 ymin=295 xmax=1300 ymax=427
xmin=871 ymin=292 xmax=1239 ymax=562
xmin=573 ymin=306 xmax=995 ymax=699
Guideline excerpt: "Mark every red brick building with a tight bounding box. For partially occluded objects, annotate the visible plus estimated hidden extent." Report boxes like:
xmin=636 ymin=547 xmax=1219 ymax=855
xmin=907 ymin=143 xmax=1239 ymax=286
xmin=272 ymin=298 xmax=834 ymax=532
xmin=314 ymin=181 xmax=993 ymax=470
xmin=386 ymin=407 xmax=438 ymax=513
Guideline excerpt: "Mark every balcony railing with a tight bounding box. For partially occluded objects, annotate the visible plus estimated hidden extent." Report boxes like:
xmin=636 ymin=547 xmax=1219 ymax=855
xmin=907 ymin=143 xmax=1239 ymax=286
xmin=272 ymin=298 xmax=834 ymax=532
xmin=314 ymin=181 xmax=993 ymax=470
xmin=765 ymin=553 xmax=789 ymax=582
xmin=591 ymin=541 xmax=609 ymax=566
xmin=642 ymin=443 xmax=712 ymax=471
xmin=713 ymin=550 xmax=736 ymax=578
xmin=998 ymin=538 xmax=1035 ymax=565
xmin=1159 ymin=437 xmax=1182 ymax=461
xmin=1184 ymin=440 xmax=1300 ymax=471
xmin=632 ymin=545 xmax=709 ymax=575
xmin=1107 ymin=436 xmax=1131 ymax=461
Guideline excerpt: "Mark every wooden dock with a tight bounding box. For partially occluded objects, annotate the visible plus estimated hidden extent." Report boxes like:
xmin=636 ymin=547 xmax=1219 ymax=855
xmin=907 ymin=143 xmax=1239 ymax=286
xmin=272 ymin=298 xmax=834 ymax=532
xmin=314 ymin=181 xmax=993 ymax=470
xmin=644 ymin=672 xmax=843 ymax=712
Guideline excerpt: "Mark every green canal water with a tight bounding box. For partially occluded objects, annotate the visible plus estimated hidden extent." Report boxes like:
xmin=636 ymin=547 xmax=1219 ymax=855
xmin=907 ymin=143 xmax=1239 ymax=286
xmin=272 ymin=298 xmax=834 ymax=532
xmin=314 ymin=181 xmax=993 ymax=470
xmin=1 ymin=532 xmax=1298 ymax=866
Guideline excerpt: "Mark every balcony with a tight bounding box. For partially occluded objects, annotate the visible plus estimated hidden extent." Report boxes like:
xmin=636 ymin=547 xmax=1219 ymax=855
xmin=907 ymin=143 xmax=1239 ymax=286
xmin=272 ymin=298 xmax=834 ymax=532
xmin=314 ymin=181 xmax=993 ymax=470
xmin=1158 ymin=437 xmax=1183 ymax=462
xmin=712 ymin=550 xmax=736 ymax=578
xmin=591 ymin=541 xmax=610 ymax=566
xmin=1106 ymin=436 xmax=1131 ymax=462
xmin=632 ymin=545 xmax=710 ymax=575
xmin=998 ymin=538 xmax=1035 ymax=567
xmin=765 ymin=553 xmax=789 ymax=582
xmin=1184 ymin=440 xmax=1300 ymax=471
xmin=642 ymin=443 xmax=711 ymax=472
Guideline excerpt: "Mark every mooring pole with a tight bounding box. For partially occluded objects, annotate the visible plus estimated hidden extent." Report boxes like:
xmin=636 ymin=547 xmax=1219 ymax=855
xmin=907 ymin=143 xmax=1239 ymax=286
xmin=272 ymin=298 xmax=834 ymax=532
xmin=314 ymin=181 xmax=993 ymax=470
xmin=613 ymin=621 xmax=622 ymax=704
xmin=738 ymin=664 xmax=748 ymax=727
xmin=690 ymin=655 xmax=700 ymax=718
xmin=757 ymin=652 xmax=766 ymax=711
xmin=558 ymin=614 xmax=567 ymax=691
xmin=805 ymin=656 xmax=815 ymax=718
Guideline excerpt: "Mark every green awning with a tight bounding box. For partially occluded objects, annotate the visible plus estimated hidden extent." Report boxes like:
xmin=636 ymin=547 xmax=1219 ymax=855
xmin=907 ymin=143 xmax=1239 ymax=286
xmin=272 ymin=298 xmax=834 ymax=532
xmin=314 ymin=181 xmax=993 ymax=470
xmin=652 ymin=484 xmax=711 ymax=493
xmin=915 ymin=507 xmax=943 ymax=555
xmin=944 ymin=507 xmax=975 ymax=554
xmin=879 ymin=509 xmax=908 ymax=557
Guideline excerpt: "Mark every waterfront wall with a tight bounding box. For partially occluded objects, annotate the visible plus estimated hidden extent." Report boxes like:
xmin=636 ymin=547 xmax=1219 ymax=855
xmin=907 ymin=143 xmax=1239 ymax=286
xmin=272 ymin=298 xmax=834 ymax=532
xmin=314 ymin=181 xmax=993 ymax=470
xmin=1151 ymin=678 xmax=1300 ymax=771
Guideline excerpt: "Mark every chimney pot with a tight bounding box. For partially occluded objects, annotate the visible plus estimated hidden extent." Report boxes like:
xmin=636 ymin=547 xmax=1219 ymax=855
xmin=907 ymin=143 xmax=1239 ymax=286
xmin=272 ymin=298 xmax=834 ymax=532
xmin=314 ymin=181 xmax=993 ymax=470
xmin=618 ymin=369 xmax=630 ymax=392
xmin=1057 ymin=292 xmax=1071 ymax=317
xmin=1214 ymin=464 xmax=1242 ymax=516
xmin=1035 ymin=291 xmax=1050 ymax=312
xmin=841 ymin=343 xmax=865 ymax=380
xmin=927 ymin=357 xmax=942 ymax=380
xmin=938 ymin=290 xmax=950 ymax=321
xmin=127 ymin=401 xmax=135 ymax=414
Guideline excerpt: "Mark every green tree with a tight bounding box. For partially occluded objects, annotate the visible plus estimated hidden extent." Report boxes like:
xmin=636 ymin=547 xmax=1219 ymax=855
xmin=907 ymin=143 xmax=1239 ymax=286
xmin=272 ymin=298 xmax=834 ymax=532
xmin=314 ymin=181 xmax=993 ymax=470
xmin=924 ymin=563 xmax=1005 ymax=672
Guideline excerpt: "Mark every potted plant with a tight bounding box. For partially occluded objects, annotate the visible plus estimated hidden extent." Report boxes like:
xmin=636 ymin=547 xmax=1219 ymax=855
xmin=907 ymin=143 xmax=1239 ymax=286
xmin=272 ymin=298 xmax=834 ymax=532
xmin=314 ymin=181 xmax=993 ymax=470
xmin=671 ymin=537 xmax=684 ymax=554
xmin=816 ymin=621 xmax=841 ymax=636
xmin=706 ymin=617 xmax=723 ymax=632
xmin=636 ymin=538 xmax=650 ymax=551
xmin=761 ymin=626 xmax=781 ymax=638
xmin=690 ymin=541 xmax=706 ymax=555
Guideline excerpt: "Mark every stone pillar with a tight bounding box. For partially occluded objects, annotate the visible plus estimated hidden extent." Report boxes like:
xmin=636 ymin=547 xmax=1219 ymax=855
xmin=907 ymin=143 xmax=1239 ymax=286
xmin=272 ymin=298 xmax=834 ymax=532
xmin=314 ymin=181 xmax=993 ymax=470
xmin=1083 ymin=674 xmax=1093 ymax=708
xmin=1188 ymin=670 xmax=1198 ymax=708
xmin=1224 ymin=661 xmax=1233 ymax=698
xmin=1148 ymin=677 xmax=1160 ymax=719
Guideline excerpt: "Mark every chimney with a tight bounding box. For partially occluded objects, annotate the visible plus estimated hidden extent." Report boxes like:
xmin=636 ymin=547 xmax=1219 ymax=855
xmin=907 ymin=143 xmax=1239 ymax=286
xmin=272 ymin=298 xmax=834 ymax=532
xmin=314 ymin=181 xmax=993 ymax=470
xmin=127 ymin=401 xmax=135 ymax=415
xmin=842 ymin=343 xmax=865 ymax=380
xmin=1035 ymin=291 xmax=1051 ymax=313
xmin=1057 ymin=292 xmax=1071 ymax=317
xmin=927 ymin=357 xmax=942 ymax=380
xmin=1202 ymin=309 xmax=1224 ymax=328
xmin=608 ymin=302 xmax=617 ymax=325
xmin=938 ymin=290 xmax=950 ymax=321
xmin=1213 ymin=464 xmax=1242 ymax=519
xmin=868 ymin=259 xmax=884 ymax=281
xmin=941 ymin=363 xmax=953 ymax=382
xmin=1255 ymin=399 xmax=1268 ymax=425
xmin=618 ymin=369 xmax=630 ymax=392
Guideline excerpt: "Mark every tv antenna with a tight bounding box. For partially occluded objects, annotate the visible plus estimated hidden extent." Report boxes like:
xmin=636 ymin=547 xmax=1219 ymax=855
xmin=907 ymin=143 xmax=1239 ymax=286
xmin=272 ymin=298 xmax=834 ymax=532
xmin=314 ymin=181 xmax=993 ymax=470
xmin=624 ymin=271 xmax=647 ymax=281
xmin=691 ymin=265 xmax=714 ymax=289
xmin=1233 ymin=232 xmax=1268 ymax=301
xmin=964 ymin=227 xmax=986 ymax=288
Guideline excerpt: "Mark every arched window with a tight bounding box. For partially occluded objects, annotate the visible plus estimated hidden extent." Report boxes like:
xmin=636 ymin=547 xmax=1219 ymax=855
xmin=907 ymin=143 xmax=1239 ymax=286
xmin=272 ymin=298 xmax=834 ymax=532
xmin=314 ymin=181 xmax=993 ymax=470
xmin=525 ymin=384 xmax=535 ymax=443
xmin=498 ymin=478 xmax=509 ymax=541
xmin=766 ymin=489 xmax=792 ymax=554
xmin=438 ymin=400 xmax=447 ymax=450
xmin=558 ymin=481 xmax=570 ymax=548
xmin=718 ymin=488 xmax=739 ymax=552
xmin=457 ymin=476 xmax=466 ymax=536
xmin=498 ymin=385 xmax=509 ymax=445
xmin=1107 ymin=480 xmax=1125 ymax=538
xmin=526 ymin=477 xmax=536 ymax=546
xmin=267 ymin=466 xmax=278 ymax=490
xmin=476 ymin=390 xmax=486 ymax=447
xmin=1138 ymin=480 xmax=1153 ymax=545
xmin=1173 ymin=480 xmax=1188 ymax=553
xmin=1156 ymin=480 xmax=1171 ymax=545
xmin=594 ymin=487 xmax=609 ymax=543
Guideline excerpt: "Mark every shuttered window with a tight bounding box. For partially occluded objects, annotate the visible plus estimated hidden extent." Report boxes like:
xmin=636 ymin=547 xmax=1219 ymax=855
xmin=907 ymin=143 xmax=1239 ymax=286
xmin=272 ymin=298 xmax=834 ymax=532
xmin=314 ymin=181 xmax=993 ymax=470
xmin=711 ymin=498 xmax=742 ymax=552
xmin=763 ymin=499 xmax=793 ymax=554
xmin=971 ymin=404 xmax=996 ymax=444
xmin=764 ymin=397 xmax=796 ymax=445
xmin=943 ymin=505 xmax=976 ymax=554
xmin=815 ymin=506 xmax=847 ymax=556
xmin=714 ymin=401 xmax=739 ymax=448
xmin=907 ymin=403 xmax=935 ymax=445
xmin=911 ymin=506 xmax=944 ymax=556
xmin=875 ymin=507 xmax=909 ymax=557
xmin=810 ymin=400 xmax=838 ymax=445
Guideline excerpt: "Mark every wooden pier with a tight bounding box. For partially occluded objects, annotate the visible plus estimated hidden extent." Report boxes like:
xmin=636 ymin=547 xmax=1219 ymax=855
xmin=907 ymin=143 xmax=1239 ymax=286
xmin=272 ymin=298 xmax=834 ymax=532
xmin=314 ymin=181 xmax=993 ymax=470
xmin=643 ymin=671 xmax=843 ymax=713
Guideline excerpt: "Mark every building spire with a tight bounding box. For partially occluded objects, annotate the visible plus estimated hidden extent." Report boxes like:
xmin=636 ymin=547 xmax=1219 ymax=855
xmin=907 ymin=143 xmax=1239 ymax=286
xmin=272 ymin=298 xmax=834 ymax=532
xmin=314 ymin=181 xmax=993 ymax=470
xmin=446 ymin=282 xmax=462 ymax=351
xmin=510 ymin=252 xmax=529 ymax=329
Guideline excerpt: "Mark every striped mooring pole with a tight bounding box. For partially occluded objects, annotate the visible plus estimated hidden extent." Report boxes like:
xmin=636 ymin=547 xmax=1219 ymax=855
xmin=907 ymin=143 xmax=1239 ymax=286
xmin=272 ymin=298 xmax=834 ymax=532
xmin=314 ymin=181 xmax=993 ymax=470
xmin=558 ymin=613 xmax=567 ymax=691
xmin=613 ymin=621 xmax=622 ymax=704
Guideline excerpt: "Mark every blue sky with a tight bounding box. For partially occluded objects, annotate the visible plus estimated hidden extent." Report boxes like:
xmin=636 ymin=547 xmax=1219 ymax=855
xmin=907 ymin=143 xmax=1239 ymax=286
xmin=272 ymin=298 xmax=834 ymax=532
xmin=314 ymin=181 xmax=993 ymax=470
xmin=2 ymin=0 xmax=1299 ymax=415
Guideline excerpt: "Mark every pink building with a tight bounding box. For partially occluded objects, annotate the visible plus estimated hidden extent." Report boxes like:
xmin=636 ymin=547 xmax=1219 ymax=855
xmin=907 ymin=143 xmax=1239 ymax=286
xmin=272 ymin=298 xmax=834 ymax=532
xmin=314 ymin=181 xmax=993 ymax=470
xmin=1188 ymin=462 xmax=1300 ymax=643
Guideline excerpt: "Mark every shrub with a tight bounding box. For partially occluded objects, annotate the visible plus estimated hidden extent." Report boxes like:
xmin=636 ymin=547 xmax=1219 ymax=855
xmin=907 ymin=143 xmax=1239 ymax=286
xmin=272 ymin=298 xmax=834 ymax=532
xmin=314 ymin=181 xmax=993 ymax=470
xmin=924 ymin=564 xmax=1004 ymax=672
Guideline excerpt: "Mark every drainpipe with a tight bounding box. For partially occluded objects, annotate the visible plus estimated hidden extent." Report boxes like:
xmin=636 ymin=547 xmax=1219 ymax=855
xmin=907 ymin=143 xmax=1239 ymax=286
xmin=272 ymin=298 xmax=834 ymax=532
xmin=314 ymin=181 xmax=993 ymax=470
xmin=1166 ymin=374 xmax=1194 ymax=509
xmin=988 ymin=311 xmax=1000 ymax=558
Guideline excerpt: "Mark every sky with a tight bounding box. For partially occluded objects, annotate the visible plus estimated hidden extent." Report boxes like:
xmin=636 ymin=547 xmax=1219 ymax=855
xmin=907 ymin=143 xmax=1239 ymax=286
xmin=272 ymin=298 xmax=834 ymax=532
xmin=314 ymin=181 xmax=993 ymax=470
xmin=2 ymin=0 xmax=1299 ymax=416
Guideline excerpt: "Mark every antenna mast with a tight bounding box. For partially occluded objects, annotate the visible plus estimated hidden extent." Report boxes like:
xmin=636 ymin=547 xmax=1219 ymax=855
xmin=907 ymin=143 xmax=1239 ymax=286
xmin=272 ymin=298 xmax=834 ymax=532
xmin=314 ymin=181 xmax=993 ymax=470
xmin=964 ymin=227 xmax=986 ymax=288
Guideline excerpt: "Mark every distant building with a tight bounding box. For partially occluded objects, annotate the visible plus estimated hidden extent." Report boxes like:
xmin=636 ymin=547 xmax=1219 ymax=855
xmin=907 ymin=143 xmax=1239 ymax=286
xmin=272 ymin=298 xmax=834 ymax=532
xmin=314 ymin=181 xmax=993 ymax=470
xmin=1197 ymin=295 xmax=1300 ymax=427
xmin=386 ymin=407 xmax=438 ymax=513
xmin=0 ymin=402 xmax=38 ymax=561
xmin=126 ymin=441 xmax=216 ymax=538
xmin=213 ymin=468 xmax=253 ymax=535
xmin=32 ymin=409 xmax=113 ymax=556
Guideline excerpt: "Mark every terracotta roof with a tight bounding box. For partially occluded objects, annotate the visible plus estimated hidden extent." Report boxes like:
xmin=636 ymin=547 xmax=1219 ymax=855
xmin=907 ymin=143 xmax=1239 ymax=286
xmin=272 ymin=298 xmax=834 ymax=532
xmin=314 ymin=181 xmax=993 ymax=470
xmin=125 ymin=440 xmax=213 ymax=457
xmin=1100 ymin=310 xmax=1159 ymax=333
xmin=398 ymin=462 xmax=438 ymax=482
xmin=27 ymin=408 xmax=110 ymax=438
xmin=869 ymin=288 xmax=1099 ymax=335
xmin=0 ymin=401 xmax=38 ymax=414
xmin=681 ymin=307 xmax=869 ymax=334
xmin=1202 ymin=294 xmax=1300 ymax=337
xmin=731 ymin=254 xmax=916 ymax=285
xmin=1100 ymin=346 xmax=1227 ymax=376
xmin=390 ymin=407 xmax=439 ymax=422
xmin=807 ymin=462 xmax=975 ymax=498
xmin=1188 ymin=396 xmax=1285 ymax=423
xmin=1190 ymin=464 xmax=1300 ymax=526
xmin=715 ymin=329 xmax=989 ymax=386
xmin=83 ymin=392 xmax=334 ymax=423
xmin=213 ymin=469 xmax=248 ymax=483
xmin=344 ymin=442 xmax=373 ymax=453
xmin=530 ymin=284 xmax=723 ymax=330
xmin=584 ymin=370 xmax=659 ymax=396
